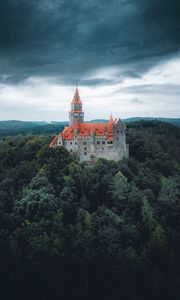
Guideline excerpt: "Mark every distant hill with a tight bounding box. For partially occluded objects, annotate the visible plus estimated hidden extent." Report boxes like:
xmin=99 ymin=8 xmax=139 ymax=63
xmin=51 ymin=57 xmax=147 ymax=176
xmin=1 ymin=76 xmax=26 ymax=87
xmin=0 ymin=120 xmax=46 ymax=129
xmin=89 ymin=117 xmax=180 ymax=126
xmin=124 ymin=117 xmax=180 ymax=126
xmin=0 ymin=117 xmax=179 ymax=139
xmin=0 ymin=120 xmax=65 ymax=138
xmin=88 ymin=119 xmax=108 ymax=123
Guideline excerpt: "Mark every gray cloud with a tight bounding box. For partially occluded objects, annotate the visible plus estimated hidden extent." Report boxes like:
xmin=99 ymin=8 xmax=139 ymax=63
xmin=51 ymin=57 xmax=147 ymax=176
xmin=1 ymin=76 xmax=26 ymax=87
xmin=123 ymin=84 xmax=180 ymax=95
xmin=131 ymin=97 xmax=143 ymax=104
xmin=0 ymin=0 xmax=180 ymax=84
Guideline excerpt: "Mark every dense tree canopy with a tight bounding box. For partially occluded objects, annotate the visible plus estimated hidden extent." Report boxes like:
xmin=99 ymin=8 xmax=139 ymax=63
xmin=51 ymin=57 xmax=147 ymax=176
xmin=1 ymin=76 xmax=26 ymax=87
xmin=0 ymin=121 xmax=180 ymax=300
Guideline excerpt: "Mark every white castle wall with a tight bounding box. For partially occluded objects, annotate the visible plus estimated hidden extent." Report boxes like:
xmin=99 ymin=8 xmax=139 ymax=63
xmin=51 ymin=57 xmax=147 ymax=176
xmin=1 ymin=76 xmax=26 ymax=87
xmin=57 ymin=119 xmax=129 ymax=163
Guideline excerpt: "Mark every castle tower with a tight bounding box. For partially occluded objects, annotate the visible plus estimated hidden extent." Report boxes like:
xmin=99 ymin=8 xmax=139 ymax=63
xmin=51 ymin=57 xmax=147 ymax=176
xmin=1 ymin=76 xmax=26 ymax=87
xmin=69 ymin=87 xmax=84 ymax=126
xmin=50 ymin=87 xmax=129 ymax=163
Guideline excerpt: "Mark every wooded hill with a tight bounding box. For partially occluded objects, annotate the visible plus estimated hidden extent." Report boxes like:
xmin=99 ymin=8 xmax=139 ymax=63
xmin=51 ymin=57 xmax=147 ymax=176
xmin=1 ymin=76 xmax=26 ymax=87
xmin=0 ymin=120 xmax=180 ymax=300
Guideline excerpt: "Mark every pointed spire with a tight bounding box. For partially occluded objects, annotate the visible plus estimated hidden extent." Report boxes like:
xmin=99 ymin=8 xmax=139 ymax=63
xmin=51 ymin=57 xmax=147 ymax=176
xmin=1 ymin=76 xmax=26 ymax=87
xmin=71 ymin=86 xmax=82 ymax=104
xmin=109 ymin=113 xmax=114 ymax=123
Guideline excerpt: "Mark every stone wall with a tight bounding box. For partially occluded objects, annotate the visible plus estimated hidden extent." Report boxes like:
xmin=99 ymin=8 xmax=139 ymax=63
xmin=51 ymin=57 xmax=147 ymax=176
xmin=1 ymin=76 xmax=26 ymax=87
xmin=57 ymin=118 xmax=129 ymax=163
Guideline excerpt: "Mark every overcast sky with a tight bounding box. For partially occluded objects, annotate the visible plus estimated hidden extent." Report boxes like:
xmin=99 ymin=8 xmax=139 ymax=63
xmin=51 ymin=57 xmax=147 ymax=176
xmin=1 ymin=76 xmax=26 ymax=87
xmin=0 ymin=0 xmax=180 ymax=121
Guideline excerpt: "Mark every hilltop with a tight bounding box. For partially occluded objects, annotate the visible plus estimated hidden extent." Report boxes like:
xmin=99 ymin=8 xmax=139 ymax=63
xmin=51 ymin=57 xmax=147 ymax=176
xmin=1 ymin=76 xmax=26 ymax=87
xmin=0 ymin=120 xmax=180 ymax=300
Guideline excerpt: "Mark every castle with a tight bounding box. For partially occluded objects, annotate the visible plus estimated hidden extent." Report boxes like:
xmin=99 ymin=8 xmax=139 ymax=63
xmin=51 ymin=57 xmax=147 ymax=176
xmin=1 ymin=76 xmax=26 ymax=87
xmin=50 ymin=88 xmax=129 ymax=163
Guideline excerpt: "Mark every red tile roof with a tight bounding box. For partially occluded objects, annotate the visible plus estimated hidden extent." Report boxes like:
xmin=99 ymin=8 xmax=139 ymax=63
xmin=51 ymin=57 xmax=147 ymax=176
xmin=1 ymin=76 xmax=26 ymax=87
xmin=61 ymin=121 xmax=114 ymax=140
xmin=71 ymin=88 xmax=82 ymax=104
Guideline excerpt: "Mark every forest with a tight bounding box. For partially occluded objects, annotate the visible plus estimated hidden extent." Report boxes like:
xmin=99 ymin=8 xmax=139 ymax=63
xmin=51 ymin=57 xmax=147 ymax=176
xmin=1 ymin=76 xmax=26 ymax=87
xmin=0 ymin=120 xmax=180 ymax=300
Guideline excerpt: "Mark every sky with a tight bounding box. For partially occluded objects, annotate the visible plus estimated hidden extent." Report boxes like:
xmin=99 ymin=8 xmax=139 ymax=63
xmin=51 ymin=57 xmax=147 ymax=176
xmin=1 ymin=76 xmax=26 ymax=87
xmin=0 ymin=0 xmax=180 ymax=121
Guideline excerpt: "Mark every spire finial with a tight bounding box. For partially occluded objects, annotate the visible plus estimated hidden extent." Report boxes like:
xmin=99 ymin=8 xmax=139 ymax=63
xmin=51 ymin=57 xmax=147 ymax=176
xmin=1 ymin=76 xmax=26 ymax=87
xmin=109 ymin=113 xmax=114 ymax=123
xmin=76 ymin=80 xmax=78 ymax=91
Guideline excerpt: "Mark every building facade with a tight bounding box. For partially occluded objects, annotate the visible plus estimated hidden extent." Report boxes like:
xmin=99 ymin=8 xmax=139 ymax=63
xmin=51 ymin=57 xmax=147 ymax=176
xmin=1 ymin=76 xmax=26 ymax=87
xmin=50 ymin=88 xmax=129 ymax=163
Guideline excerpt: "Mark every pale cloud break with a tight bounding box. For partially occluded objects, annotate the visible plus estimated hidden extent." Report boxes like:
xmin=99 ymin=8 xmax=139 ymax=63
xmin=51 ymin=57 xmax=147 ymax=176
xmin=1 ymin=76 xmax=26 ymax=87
xmin=0 ymin=56 xmax=180 ymax=121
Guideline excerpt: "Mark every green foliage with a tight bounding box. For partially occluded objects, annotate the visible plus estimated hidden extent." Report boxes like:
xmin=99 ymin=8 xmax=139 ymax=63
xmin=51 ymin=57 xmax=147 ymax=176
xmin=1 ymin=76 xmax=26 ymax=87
xmin=141 ymin=196 xmax=155 ymax=234
xmin=0 ymin=121 xmax=180 ymax=300
xmin=151 ymin=224 xmax=167 ymax=252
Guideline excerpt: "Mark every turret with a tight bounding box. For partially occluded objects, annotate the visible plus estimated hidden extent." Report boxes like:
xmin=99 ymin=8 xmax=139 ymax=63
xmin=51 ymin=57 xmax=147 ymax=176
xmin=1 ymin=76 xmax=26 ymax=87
xmin=69 ymin=88 xmax=84 ymax=126
xmin=108 ymin=113 xmax=114 ymax=123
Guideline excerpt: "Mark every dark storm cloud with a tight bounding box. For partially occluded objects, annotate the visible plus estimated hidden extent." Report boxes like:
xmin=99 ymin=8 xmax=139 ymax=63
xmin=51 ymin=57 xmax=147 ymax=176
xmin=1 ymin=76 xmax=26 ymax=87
xmin=0 ymin=0 xmax=180 ymax=83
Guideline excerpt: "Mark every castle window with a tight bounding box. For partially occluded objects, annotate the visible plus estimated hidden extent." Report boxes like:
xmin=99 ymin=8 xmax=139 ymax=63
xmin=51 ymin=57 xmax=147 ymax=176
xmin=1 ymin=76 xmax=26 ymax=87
xmin=70 ymin=142 xmax=72 ymax=145
xmin=84 ymin=152 xmax=87 ymax=155
xmin=102 ymin=148 xmax=104 ymax=150
xmin=84 ymin=147 xmax=87 ymax=150
xmin=83 ymin=142 xmax=87 ymax=145
xmin=75 ymin=142 xmax=77 ymax=145
xmin=116 ymin=137 xmax=119 ymax=141
xmin=97 ymin=141 xmax=100 ymax=145
xmin=102 ymin=141 xmax=105 ymax=144
xmin=117 ymin=130 xmax=119 ymax=133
